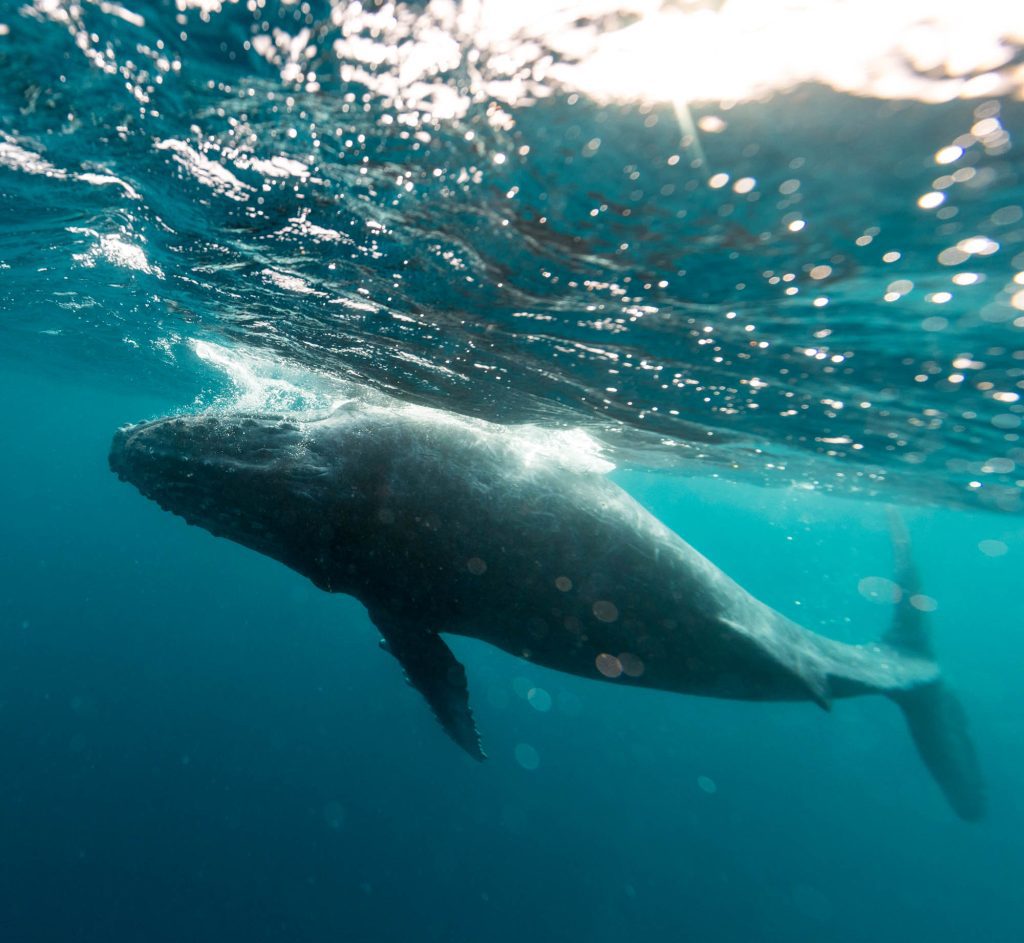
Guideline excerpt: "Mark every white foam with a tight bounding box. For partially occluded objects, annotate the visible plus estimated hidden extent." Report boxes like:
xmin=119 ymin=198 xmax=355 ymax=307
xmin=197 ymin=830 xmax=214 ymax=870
xmin=69 ymin=228 xmax=163 ymax=277
xmin=191 ymin=340 xmax=615 ymax=474
xmin=192 ymin=339 xmax=350 ymax=414
xmin=154 ymin=139 xmax=251 ymax=202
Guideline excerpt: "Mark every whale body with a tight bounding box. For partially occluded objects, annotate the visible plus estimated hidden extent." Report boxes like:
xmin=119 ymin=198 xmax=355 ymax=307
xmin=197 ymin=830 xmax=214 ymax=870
xmin=109 ymin=402 xmax=985 ymax=820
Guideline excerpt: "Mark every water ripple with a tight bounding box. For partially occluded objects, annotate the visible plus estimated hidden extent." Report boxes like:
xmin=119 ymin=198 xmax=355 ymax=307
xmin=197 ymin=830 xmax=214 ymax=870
xmin=0 ymin=0 xmax=1022 ymax=512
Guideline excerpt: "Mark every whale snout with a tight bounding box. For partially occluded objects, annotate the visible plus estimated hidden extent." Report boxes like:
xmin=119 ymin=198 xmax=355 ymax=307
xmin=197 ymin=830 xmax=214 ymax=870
xmin=108 ymin=415 xmax=234 ymax=506
xmin=109 ymin=413 xmax=251 ymax=527
xmin=108 ymin=417 xmax=188 ymax=485
xmin=109 ymin=412 xmax=310 ymax=504
xmin=110 ymin=411 xmax=330 ymax=569
xmin=108 ymin=423 xmax=140 ymax=481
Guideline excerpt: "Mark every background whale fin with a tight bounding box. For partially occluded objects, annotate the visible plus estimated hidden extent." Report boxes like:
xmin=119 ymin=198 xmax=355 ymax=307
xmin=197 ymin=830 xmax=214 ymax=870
xmin=371 ymin=610 xmax=486 ymax=761
xmin=882 ymin=511 xmax=931 ymax=658
xmin=884 ymin=511 xmax=986 ymax=821
xmin=890 ymin=681 xmax=986 ymax=821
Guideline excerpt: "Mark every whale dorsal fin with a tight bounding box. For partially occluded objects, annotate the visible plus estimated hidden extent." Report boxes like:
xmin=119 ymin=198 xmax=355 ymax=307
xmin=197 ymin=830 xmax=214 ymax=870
xmin=370 ymin=610 xmax=486 ymax=761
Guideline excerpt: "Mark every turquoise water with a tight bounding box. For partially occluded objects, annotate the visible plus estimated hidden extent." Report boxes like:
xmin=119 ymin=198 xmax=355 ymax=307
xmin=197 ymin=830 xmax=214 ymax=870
xmin=1 ymin=1 xmax=1022 ymax=940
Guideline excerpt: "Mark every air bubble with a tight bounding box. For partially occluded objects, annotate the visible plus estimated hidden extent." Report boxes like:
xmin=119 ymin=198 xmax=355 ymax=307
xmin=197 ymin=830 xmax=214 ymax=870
xmin=857 ymin=576 xmax=902 ymax=604
xmin=514 ymin=743 xmax=540 ymax=770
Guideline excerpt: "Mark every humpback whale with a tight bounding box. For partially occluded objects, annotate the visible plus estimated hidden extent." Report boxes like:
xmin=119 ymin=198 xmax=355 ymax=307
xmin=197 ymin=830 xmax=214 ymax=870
xmin=109 ymin=402 xmax=985 ymax=820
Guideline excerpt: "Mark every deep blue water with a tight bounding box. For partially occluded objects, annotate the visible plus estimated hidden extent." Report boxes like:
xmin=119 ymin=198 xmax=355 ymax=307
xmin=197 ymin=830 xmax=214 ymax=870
xmin=2 ymin=1 xmax=1023 ymax=941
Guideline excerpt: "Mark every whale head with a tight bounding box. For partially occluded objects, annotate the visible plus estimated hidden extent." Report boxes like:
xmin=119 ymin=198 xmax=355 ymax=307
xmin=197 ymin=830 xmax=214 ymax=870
xmin=110 ymin=412 xmax=341 ymax=583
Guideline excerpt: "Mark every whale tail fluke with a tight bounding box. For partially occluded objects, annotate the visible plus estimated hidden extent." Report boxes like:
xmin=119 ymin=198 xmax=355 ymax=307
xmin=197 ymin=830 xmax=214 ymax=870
xmin=890 ymin=680 xmax=986 ymax=821
xmin=884 ymin=511 xmax=986 ymax=822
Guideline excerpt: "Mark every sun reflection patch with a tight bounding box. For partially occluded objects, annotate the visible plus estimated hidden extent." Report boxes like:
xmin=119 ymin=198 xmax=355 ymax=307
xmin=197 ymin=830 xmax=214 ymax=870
xmin=557 ymin=0 xmax=1024 ymax=105
xmin=239 ymin=0 xmax=1024 ymax=124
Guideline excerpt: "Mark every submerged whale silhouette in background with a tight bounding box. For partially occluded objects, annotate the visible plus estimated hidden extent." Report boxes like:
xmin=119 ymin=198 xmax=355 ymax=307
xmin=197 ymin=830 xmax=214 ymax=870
xmin=109 ymin=402 xmax=985 ymax=821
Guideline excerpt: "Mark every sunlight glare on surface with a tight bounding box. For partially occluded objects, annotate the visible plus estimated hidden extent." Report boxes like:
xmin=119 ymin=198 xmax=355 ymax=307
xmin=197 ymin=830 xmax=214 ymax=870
xmin=557 ymin=0 xmax=1024 ymax=105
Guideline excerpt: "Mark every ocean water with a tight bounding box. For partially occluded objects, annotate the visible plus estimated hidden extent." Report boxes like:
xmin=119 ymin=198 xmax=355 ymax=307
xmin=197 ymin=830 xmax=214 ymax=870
xmin=1 ymin=1 xmax=1022 ymax=941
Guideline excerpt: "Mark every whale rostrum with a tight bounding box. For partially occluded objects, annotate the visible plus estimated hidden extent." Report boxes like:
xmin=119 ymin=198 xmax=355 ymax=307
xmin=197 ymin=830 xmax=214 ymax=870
xmin=109 ymin=402 xmax=985 ymax=821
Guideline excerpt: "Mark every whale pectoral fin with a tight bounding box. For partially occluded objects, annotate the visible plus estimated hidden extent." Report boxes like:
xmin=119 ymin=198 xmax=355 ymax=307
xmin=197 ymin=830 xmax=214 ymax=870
xmin=370 ymin=611 xmax=486 ymax=761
